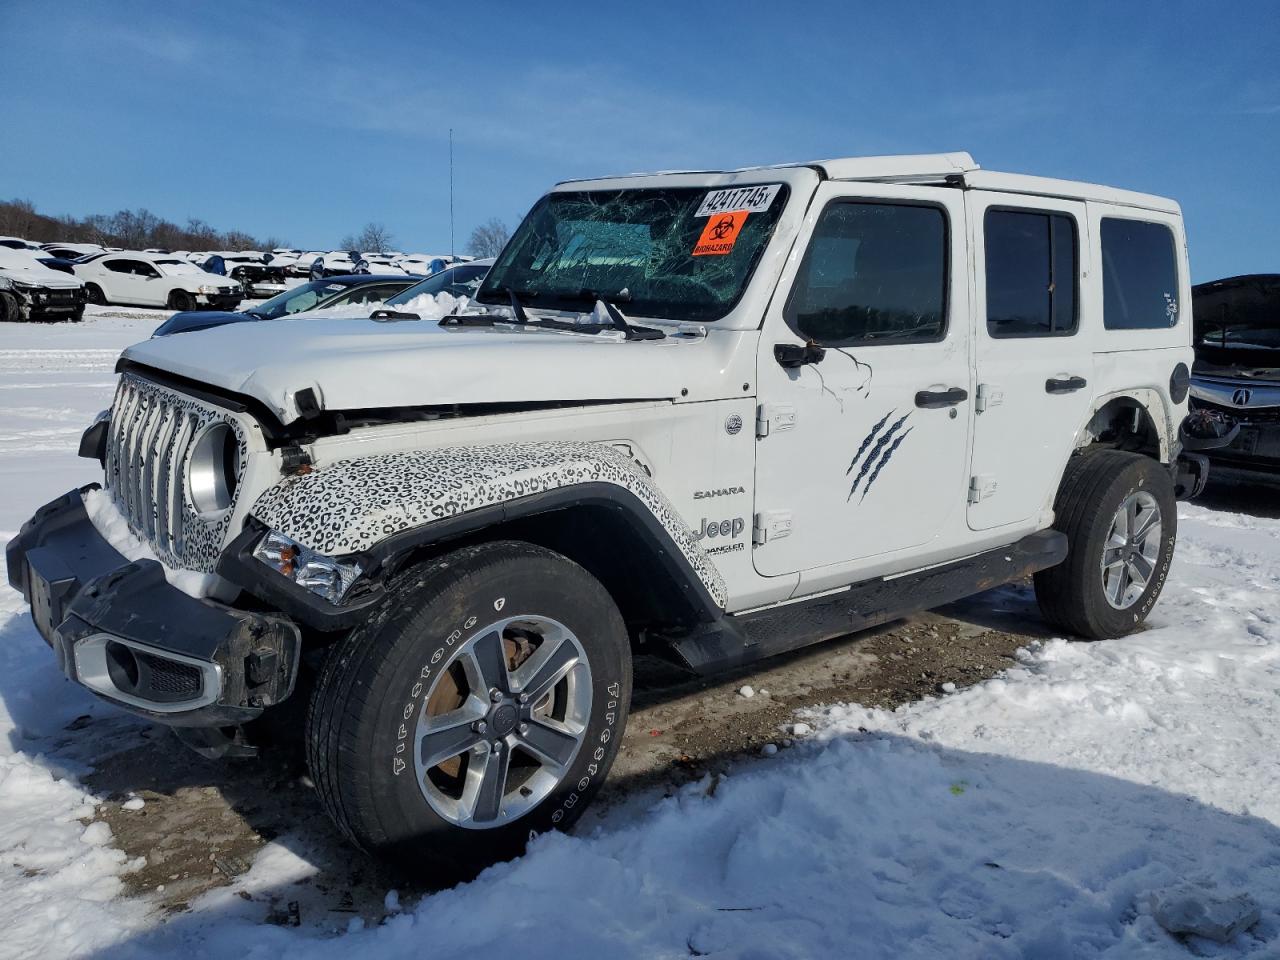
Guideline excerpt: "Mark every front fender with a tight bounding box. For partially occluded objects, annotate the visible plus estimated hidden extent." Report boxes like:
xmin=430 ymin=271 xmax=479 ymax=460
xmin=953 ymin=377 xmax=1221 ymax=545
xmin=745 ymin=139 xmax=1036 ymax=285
xmin=248 ymin=440 xmax=728 ymax=608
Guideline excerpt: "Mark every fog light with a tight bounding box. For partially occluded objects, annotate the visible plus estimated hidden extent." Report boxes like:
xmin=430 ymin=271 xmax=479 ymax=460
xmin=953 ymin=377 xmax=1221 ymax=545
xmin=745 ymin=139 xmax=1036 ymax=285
xmin=253 ymin=529 xmax=360 ymax=603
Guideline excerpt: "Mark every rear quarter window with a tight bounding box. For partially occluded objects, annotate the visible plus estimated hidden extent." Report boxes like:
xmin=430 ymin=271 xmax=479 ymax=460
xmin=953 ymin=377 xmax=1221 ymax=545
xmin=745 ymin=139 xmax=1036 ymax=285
xmin=1101 ymin=217 xmax=1180 ymax=330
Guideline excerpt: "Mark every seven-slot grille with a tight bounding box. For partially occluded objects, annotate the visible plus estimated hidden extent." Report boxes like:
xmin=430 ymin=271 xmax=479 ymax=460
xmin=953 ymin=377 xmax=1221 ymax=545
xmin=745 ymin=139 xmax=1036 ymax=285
xmin=103 ymin=373 xmax=244 ymax=571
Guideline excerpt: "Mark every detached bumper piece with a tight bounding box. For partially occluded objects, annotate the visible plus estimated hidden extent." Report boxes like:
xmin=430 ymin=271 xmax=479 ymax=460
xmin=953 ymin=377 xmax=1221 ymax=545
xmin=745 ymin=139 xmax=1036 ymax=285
xmin=5 ymin=489 xmax=300 ymax=727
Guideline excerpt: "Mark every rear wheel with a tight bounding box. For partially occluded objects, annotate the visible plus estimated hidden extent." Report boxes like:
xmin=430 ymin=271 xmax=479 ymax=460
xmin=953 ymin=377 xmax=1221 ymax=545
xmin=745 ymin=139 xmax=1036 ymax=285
xmin=307 ymin=541 xmax=631 ymax=878
xmin=168 ymin=290 xmax=195 ymax=312
xmin=1035 ymin=451 xmax=1176 ymax=639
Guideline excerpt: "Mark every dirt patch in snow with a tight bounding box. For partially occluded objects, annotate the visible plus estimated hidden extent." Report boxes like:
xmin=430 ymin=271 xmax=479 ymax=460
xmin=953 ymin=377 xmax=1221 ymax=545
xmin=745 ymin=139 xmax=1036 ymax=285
xmin=82 ymin=593 xmax=1042 ymax=922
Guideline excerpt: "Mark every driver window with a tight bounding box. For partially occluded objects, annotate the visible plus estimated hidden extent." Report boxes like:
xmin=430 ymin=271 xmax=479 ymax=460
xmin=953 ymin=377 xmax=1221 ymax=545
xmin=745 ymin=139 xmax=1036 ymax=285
xmin=784 ymin=201 xmax=948 ymax=346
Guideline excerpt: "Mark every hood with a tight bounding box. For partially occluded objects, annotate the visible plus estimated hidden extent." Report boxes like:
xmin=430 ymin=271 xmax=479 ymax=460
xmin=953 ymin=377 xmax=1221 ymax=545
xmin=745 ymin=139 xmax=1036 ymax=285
xmin=120 ymin=316 xmax=741 ymax=423
xmin=0 ymin=258 xmax=84 ymax=289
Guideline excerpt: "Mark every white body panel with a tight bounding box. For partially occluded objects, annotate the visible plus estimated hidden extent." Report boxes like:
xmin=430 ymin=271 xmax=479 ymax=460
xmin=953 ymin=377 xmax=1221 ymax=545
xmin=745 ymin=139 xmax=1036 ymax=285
xmin=102 ymin=154 xmax=1193 ymax=616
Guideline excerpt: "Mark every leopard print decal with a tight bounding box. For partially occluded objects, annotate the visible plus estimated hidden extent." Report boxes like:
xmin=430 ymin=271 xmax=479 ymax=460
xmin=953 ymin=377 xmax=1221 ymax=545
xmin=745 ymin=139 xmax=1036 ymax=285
xmin=250 ymin=441 xmax=728 ymax=608
xmin=104 ymin=373 xmax=249 ymax=573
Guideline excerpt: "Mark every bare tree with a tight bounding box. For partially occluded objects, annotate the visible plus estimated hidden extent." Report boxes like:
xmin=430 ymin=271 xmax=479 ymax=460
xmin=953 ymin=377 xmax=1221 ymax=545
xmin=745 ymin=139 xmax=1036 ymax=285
xmin=357 ymin=222 xmax=395 ymax=253
xmin=0 ymin=199 xmax=38 ymax=237
xmin=222 ymin=230 xmax=257 ymax=251
xmin=467 ymin=218 xmax=510 ymax=258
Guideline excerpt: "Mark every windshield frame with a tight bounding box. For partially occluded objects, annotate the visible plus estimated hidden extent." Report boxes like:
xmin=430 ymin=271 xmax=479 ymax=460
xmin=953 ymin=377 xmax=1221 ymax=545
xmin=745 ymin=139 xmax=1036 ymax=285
xmin=476 ymin=182 xmax=791 ymax=324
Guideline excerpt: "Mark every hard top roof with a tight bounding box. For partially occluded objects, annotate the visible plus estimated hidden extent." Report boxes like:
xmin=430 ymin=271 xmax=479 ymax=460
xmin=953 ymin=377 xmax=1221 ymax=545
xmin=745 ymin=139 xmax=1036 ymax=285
xmin=559 ymin=152 xmax=1179 ymax=214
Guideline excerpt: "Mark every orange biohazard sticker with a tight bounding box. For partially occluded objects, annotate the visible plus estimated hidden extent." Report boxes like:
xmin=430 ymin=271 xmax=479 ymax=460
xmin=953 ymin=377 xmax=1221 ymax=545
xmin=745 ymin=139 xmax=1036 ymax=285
xmin=693 ymin=210 xmax=748 ymax=256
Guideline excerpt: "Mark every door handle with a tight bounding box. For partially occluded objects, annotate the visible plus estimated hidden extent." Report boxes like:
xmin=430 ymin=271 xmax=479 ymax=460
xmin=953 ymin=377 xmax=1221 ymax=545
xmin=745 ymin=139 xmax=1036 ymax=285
xmin=1045 ymin=376 xmax=1087 ymax=394
xmin=914 ymin=387 xmax=968 ymax=408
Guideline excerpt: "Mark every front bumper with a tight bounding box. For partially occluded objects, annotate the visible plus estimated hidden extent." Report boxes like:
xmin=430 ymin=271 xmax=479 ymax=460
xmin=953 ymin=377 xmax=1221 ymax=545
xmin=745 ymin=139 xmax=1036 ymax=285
xmin=195 ymin=292 xmax=244 ymax=310
xmin=1188 ymin=397 xmax=1280 ymax=473
xmin=5 ymin=488 xmax=301 ymax=727
xmin=248 ymin=281 xmax=287 ymax=298
xmin=15 ymin=285 xmax=87 ymax=317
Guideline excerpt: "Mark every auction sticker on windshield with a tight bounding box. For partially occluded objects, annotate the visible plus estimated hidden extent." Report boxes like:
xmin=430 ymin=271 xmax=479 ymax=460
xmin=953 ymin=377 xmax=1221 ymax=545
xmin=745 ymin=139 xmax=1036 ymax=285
xmin=693 ymin=211 xmax=749 ymax=256
xmin=696 ymin=184 xmax=781 ymax=218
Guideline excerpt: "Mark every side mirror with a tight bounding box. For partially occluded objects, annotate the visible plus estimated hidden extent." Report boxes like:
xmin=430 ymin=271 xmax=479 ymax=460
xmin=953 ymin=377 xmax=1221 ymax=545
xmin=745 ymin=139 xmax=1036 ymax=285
xmin=774 ymin=342 xmax=826 ymax=368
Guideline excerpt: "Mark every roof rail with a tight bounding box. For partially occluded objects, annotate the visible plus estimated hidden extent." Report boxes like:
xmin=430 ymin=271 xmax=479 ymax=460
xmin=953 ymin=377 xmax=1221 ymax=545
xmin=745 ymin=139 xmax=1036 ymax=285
xmin=812 ymin=152 xmax=979 ymax=183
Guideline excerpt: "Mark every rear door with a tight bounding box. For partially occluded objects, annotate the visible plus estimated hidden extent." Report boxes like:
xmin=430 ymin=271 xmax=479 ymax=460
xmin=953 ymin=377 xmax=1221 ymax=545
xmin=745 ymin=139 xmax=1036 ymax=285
xmin=967 ymin=193 xmax=1094 ymax=531
xmin=753 ymin=182 xmax=974 ymax=581
xmin=101 ymin=258 xmax=147 ymax=304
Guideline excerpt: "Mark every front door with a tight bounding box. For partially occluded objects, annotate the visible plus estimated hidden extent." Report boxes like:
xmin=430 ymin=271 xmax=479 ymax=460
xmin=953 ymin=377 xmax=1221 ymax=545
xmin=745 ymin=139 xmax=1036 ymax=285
xmin=966 ymin=193 xmax=1094 ymax=531
xmin=753 ymin=182 xmax=973 ymax=581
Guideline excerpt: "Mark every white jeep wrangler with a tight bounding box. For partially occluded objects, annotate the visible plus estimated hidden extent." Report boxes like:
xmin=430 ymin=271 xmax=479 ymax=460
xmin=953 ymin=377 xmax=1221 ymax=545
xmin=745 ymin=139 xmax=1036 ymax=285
xmin=8 ymin=153 xmax=1213 ymax=875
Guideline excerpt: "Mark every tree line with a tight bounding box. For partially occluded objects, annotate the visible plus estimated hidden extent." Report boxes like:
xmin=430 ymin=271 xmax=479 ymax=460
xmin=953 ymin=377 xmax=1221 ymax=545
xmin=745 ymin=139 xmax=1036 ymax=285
xmin=0 ymin=198 xmax=278 ymax=252
xmin=0 ymin=197 xmax=512 ymax=257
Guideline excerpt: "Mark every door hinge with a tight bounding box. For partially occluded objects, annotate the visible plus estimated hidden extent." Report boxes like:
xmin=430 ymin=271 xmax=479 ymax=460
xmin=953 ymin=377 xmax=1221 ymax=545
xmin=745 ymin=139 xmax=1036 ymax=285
xmin=755 ymin=402 xmax=797 ymax=438
xmin=975 ymin=383 xmax=1003 ymax=414
xmin=753 ymin=510 xmax=793 ymax=544
xmin=968 ymin=474 xmax=998 ymax=503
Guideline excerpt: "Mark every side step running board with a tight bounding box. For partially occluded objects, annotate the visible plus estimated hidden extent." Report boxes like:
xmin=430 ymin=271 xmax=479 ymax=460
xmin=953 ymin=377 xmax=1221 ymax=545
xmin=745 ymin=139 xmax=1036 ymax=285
xmin=665 ymin=530 xmax=1067 ymax=675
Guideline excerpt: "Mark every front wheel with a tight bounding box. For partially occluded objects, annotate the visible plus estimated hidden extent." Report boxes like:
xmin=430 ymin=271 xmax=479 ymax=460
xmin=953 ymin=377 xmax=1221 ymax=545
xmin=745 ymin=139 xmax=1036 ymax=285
xmin=84 ymin=283 xmax=106 ymax=306
xmin=307 ymin=541 xmax=632 ymax=878
xmin=1035 ymin=450 xmax=1176 ymax=639
xmin=168 ymin=290 xmax=195 ymax=312
xmin=0 ymin=292 xmax=20 ymax=323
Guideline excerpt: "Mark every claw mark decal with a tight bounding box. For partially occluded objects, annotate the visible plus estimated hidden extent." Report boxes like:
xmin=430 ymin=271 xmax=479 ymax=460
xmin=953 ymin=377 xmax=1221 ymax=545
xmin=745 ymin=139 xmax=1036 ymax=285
xmin=847 ymin=410 xmax=894 ymax=476
xmin=860 ymin=427 xmax=914 ymax=502
xmin=847 ymin=411 xmax=911 ymax=501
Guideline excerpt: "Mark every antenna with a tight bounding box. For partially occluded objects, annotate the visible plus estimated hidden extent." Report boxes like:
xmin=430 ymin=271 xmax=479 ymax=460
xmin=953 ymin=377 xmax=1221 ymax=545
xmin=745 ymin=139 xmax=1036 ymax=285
xmin=449 ymin=128 xmax=455 ymax=258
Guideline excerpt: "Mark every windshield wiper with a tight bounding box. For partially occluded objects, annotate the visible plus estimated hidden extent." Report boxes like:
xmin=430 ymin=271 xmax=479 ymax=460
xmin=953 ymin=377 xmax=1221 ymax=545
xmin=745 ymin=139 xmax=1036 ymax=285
xmin=555 ymin=289 xmax=664 ymax=341
xmin=507 ymin=286 xmax=532 ymax=323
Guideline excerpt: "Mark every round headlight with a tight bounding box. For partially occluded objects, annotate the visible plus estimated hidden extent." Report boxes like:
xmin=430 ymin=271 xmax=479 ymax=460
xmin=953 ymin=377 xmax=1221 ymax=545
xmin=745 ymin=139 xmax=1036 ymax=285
xmin=187 ymin=423 xmax=239 ymax=515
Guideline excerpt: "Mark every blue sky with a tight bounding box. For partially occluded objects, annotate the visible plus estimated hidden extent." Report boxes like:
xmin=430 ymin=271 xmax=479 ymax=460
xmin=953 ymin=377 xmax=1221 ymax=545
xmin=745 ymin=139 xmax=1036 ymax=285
xmin=2 ymin=0 xmax=1277 ymax=279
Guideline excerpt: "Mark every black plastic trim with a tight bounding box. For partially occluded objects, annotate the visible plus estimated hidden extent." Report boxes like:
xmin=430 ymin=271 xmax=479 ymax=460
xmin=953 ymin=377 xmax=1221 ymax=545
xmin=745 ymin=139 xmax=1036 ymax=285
xmin=6 ymin=490 xmax=301 ymax=726
xmin=220 ymin=482 xmax=725 ymax=633
xmin=664 ymin=530 xmax=1068 ymax=675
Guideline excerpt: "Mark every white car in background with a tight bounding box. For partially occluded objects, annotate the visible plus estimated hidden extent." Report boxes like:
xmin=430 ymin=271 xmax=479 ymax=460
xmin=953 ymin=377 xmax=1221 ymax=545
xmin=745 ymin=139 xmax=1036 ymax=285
xmin=0 ymin=247 xmax=87 ymax=322
xmin=73 ymin=251 xmax=242 ymax=311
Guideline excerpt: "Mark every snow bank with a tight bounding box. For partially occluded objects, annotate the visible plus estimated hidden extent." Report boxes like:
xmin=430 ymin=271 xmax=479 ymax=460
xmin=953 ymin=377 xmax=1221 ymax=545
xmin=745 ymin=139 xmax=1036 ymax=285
xmin=2 ymin=313 xmax=1279 ymax=957
xmin=282 ymin=291 xmax=464 ymax=323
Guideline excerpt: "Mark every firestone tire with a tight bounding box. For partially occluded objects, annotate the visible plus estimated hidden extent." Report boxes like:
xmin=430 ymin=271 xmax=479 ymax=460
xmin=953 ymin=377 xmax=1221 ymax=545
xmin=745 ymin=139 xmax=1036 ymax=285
xmin=1034 ymin=450 xmax=1176 ymax=640
xmin=306 ymin=540 xmax=632 ymax=880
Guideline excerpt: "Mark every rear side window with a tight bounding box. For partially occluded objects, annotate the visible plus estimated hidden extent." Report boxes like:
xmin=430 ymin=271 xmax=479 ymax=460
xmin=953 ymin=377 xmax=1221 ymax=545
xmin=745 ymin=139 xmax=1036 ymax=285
xmin=785 ymin=201 xmax=948 ymax=345
xmin=1101 ymin=218 xmax=1180 ymax=330
xmin=984 ymin=209 xmax=1078 ymax=337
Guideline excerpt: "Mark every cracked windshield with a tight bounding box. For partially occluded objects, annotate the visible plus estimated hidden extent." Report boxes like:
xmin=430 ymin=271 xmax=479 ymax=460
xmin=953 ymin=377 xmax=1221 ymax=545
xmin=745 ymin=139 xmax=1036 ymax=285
xmin=477 ymin=184 xmax=789 ymax=322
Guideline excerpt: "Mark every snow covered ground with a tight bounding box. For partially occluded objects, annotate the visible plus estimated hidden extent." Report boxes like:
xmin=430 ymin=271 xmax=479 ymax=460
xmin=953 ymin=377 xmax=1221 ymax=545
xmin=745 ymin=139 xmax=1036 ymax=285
xmin=1 ymin=313 xmax=1279 ymax=958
